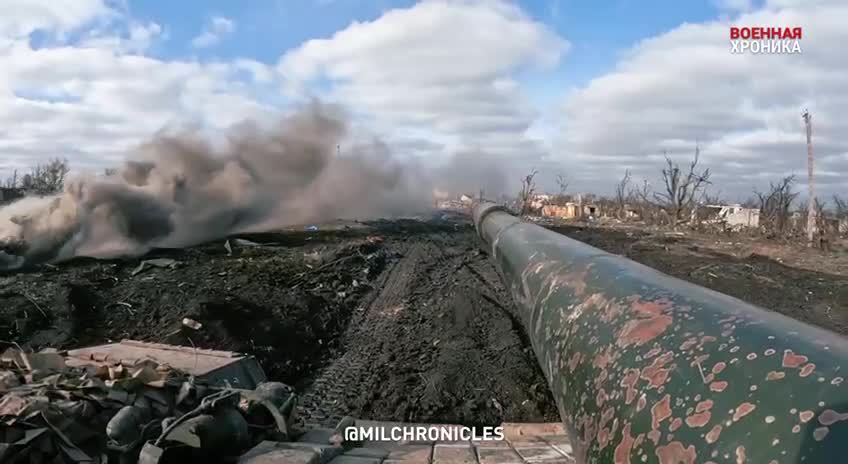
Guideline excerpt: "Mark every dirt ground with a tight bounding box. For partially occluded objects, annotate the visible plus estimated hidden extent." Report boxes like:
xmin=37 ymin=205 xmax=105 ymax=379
xmin=0 ymin=215 xmax=559 ymax=429
xmin=2 ymin=212 xmax=846 ymax=429
xmin=545 ymin=222 xmax=848 ymax=334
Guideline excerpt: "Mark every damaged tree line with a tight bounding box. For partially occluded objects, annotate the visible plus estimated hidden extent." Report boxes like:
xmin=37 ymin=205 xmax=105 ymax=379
xmin=515 ymin=146 xmax=847 ymax=246
xmin=1 ymin=158 xmax=71 ymax=198
xmin=2 ymin=148 xmax=845 ymax=249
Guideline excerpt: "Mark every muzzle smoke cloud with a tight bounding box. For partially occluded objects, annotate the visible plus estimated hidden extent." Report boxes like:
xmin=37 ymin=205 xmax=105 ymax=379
xmin=0 ymin=102 xmax=463 ymax=270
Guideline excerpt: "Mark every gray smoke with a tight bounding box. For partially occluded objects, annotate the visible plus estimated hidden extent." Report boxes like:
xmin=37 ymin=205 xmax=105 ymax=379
xmin=0 ymin=102 xmax=445 ymax=270
xmin=432 ymin=151 xmax=510 ymax=199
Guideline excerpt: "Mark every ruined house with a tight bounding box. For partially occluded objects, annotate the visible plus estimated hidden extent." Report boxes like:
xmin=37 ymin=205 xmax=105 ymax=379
xmin=622 ymin=205 xmax=640 ymax=219
xmin=540 ymin=202 xmax=602 ymax=219
xmin=583 ymin=204 xmax=599 ymax=217
xmin=435 ymin=193 xmax=475 ymax=211
xmin=530 ymin=194 xmax=552 ymax=210
xmin=693 ymin=204 xmax=760 ymax=229
xmin=542 ymin=203 xmax=579 ymax=219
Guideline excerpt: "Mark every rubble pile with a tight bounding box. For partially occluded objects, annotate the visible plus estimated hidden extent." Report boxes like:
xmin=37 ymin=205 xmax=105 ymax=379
xmin=0 ymin=340 xmax=296 ymax=463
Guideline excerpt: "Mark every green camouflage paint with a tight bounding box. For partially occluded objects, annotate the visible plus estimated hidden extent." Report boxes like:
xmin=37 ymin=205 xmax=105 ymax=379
xmin=472 ymin=202 xmax=848 ymax=464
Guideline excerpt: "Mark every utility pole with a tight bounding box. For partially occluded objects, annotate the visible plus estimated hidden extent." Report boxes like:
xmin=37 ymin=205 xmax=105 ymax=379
xmin=803 ymin=110 xmax=815 ymax=246
xmin=577 ymin=193 xmax=583 ymax=219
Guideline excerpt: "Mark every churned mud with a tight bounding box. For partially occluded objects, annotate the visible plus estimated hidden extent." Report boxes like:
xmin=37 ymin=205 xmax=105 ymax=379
xmin=0 ymin=215 xmax=558 ymax=427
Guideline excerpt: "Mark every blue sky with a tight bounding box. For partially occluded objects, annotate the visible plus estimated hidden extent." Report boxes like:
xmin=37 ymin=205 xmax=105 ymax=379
xmin=130 ymin=0 xmax=721 ymax=89
xmin=120 ymin=0 xmax=733 ymax=134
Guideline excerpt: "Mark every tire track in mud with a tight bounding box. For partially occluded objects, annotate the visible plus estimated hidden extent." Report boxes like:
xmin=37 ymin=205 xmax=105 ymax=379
xmin=296 ymin=233 xmax=559 ymax=428
xmin=297 ymin=240 xmax=431 ymax=428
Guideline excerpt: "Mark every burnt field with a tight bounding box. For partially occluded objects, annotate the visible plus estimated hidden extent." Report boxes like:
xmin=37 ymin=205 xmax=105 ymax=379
xmin=2 ymin=213 xmax=847 ymax=427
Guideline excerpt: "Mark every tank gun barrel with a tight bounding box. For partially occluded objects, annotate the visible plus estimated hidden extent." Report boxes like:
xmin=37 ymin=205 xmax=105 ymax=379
xmin=472 ymin=201 xmax=848 ymax=463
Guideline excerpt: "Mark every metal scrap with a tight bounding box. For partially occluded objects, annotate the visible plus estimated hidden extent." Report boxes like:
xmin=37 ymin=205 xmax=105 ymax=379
xmin=0 ymin=340 xmax=294 ymax=463
xmin=224 ymin=239 xmax=264 ymax=256
xmin=232 ymin=239 xmax=261 ymax=247
xmin=131 ymin=259 xmax=178 ymax=276
xmin=181 ymin=318 xmax=202 ymax=331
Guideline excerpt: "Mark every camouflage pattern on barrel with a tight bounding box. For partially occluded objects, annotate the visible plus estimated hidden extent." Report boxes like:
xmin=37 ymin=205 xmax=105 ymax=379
xmin=472 ymin=201 xmax=848 ymax=464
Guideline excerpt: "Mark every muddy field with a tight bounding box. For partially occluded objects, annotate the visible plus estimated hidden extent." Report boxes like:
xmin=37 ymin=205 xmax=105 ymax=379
xmin=1 ymin=213 xmax=846 ymax=428
xmin=549 ymin=223 xmax=848 ymax=334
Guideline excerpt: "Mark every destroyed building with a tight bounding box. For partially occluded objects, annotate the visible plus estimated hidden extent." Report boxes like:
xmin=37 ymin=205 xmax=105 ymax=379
xmin=434 ymin=193 xmax=474 ymax=211
xmin=692 ymin=204 xmax=760 ymax=229
xmin=540 ymin=202 xmax=601 ymax=219
xmin=541 ymin=204 xmax=577 ymax=219
xmin=529 ymin=194 xmax=551 ymax=211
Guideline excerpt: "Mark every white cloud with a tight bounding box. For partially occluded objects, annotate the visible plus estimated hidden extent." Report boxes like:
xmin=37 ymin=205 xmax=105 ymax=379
xmin=4 ymin=0 xmax=845 ymax=204
xmin=0 ymin=0 xmax=113 ymax=38
xmin=0 ymin=5 xmax=277 ymax=176
xmin=279 ymin=0 xmax=568 ymax=164
xmin=191 ymin=16 xmax=235 ymax=49
xmin=79 ymin=21 xmax=166 ymax=53
xmin=557 ymin=1 xmax=848 ymax=199
xmin=234 ymin=58 xmax=274 ymax=84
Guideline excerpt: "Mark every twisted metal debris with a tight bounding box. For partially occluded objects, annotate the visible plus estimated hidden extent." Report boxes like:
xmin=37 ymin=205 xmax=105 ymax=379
xmin=472 ymin=201 xmax=848 ymax=464
xmin=0 ymin=340 xmax=294 ymax=463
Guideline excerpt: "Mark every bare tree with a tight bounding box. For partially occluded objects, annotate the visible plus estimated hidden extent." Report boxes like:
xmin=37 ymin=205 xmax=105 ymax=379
xmin=614 ymin=169 xmax=631 ymax=219
xmin=517 ymin=169 xmax=539 ymax=216
xmin=556 ymin=174 xmax=569 ymax=194
xmin=741 ymin=196 xmax=759 ymax=209
xmin=814 ymin=197 xmax=830 ymax=250
xmin=833 ymin=195 xmax=848 ymax=236
xmin=26 ymin=158 xmax=70 ymax=195
xmin=653 ymin=147 xmax=712 ymax=225
xmin=754 ymin=175 xmax=798 ymax=235
xmin=833 ymin=195 xmax=848 ymax=219
xmin=630 ymin=179 xmax=654 ymax=222
xmin=550 ymin=173 xmax=570 ymax=205
xmin=702 ymin=190 xmax=724 ymax=205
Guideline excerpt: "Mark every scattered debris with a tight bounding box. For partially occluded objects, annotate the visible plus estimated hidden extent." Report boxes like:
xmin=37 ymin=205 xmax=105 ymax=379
xmin=231 ymin=239 xmax=260 ymax=247
xmin=303 ymin=251 xmax=322 ymax=266
xmin=131 ymin=259 xmax=179 ymax=276
xmin=0 ymin=340 xmax=294 ymax=463
xmin=365 ymin=235 xmax=383 ymax=244
xmin=181 ymin=318 xmax=202 ymax=331
xmin=225 ymin=238 xmax=267 ymax=257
